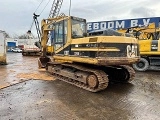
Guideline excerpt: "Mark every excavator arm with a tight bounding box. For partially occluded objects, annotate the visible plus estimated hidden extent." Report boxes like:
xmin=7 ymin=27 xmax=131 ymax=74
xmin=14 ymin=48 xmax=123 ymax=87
xmin=41 ymin=19 xmax=49 ymax=57
xmin=38 ymin=19 xmax=55 ymax=68
xmin=33 ymin=0 xmax=63 ymax=68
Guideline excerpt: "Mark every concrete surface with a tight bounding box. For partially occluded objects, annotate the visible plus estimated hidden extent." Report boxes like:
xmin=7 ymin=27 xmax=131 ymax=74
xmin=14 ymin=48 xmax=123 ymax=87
xmin=0 ymin=53 xmax=160 ymax=120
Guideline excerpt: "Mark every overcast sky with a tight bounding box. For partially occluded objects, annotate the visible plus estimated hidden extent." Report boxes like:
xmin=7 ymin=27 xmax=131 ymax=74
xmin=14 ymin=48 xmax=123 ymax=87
xmin=0 ymin=0 xmax=160 ymax=37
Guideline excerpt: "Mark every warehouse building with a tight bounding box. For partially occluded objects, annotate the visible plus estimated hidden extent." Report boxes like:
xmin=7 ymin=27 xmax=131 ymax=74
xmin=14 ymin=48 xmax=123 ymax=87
xmin=6 ymin=38 xmax=39 ymax=51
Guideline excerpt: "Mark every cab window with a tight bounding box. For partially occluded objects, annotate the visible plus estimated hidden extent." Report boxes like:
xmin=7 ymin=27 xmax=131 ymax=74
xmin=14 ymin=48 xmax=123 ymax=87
xmin=54 ymin=20 xmax=68 ymax=50
xmin=71 ymin=18 xmax=86 ymax=38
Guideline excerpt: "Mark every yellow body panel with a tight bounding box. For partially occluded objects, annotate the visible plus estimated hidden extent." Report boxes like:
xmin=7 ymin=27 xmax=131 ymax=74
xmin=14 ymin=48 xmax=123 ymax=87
xmin=53 ymin=55 xmax=139 ymax=65
xmin=141 ymin=52 xmax=160 ymax=55
xmin=158 ymin=40 xmax=160 ymax=51
xmin=71 ymin=36 xmax=137 ymax=44
xmin=71 ymin=48 xmax=120 ymax=52
xmin=55 ymin=36 xmax=137 ymax=54
xmin=47 ymin=46 xmax=54 ymax=54
xmin=54 ymin=55 xmax=98 ymax=64
xmin=117 ymin=23 xmax=160 ymax=56
xmin=139 ymin=40 xmax=151 ymax=52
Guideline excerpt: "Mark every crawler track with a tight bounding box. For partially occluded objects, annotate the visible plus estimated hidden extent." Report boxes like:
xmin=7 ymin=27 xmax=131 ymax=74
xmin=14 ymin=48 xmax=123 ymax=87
xmin=47 ymin=63 xmax=109 ymax=92
xmin=46 ymin=63 xmax=135 ymax=92
xmin=120 ymin=65 xmax=135 ymax=82
xmin=102 ymin=65 xmax=135 ymax=83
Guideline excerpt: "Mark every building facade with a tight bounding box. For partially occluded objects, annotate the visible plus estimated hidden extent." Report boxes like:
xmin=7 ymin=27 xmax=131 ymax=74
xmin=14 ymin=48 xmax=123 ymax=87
xmin=6 ymin=38 xmax=39 ymax=51
xmin=87 ymin=17 xmax=160 ymax=32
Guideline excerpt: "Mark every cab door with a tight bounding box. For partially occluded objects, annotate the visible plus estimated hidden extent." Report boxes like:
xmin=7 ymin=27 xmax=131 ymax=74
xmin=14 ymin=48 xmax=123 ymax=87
xmin=54 ymin=20 xmax=68 ymax=54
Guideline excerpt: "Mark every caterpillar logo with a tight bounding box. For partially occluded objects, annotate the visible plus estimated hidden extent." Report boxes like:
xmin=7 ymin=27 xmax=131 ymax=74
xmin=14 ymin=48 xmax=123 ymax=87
xmin=127 ymin=45 xmax=138 ymax=58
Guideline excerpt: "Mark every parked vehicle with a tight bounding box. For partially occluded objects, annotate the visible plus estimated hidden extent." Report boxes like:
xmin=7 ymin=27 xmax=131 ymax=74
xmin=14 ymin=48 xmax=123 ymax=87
xmin=11 ymin=48 xmax=22 ymax=53
xmin=21 ymin=31 xmax=41 ymax=56
xmin=22 ymin=45 xmax=41 ymax=56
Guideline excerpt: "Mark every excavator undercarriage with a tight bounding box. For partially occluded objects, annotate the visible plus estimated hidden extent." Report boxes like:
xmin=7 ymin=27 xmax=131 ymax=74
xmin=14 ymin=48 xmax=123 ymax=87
xmin=45 ymin=60 xmax=135 ymax=92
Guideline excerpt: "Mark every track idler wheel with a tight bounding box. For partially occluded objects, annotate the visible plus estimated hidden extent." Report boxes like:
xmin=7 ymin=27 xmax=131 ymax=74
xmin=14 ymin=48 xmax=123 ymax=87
xmin=87 ymin=74 xmax=98 ymax=88
xmin=104 ymin=65 xmax=135 ymax=83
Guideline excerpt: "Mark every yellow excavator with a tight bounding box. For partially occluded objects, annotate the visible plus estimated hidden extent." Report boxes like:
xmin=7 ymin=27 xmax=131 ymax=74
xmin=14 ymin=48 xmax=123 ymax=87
xmin=118 ymin=23 xmax=160 ymax=71
xmin=33 ymin=0 xmax=140 ymax=92
xmin=34 ymin=15 xmax=139 ymax=92
xmin=118 ymin=23 xmax=157 ymax=40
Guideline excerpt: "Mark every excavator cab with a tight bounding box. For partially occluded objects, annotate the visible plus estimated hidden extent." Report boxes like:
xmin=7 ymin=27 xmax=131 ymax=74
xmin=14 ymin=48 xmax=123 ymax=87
xmin=38 ymin=16 xmax=87 ymax=68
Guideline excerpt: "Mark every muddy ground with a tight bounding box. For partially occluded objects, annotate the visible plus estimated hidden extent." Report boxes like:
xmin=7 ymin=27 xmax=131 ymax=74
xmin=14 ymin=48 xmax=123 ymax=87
xmin=0 ymin=52 xmax=160 ymax=120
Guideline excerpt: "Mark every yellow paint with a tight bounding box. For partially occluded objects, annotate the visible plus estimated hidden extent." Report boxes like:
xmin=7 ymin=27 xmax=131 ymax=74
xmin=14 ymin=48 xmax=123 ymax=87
xmin=53 ymin=55 xmax=139 ymax=65
xmin=47 ymin=46 xmax=54 ymax=54
xmin=158 ymin=40 xmax=160 ymax=51
xmin=55 ymin=41 xmax=70 ymax=54
xmin=71 ymin=36 xmax=137 ymax=44
xmin=138 ymin=40 xmax=151 ymax=52
xmin=140 ymin=52 xmax=160 ymax=55
xmin=117 ymin=23 xmax=160 ymax=56
xmin=38 ymin=15 xmax=139 ymax=67
xmin=53 ymin=55 xmax=98 ymax=64
xmin=71 ymin=47 xmax=120 ymax=51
